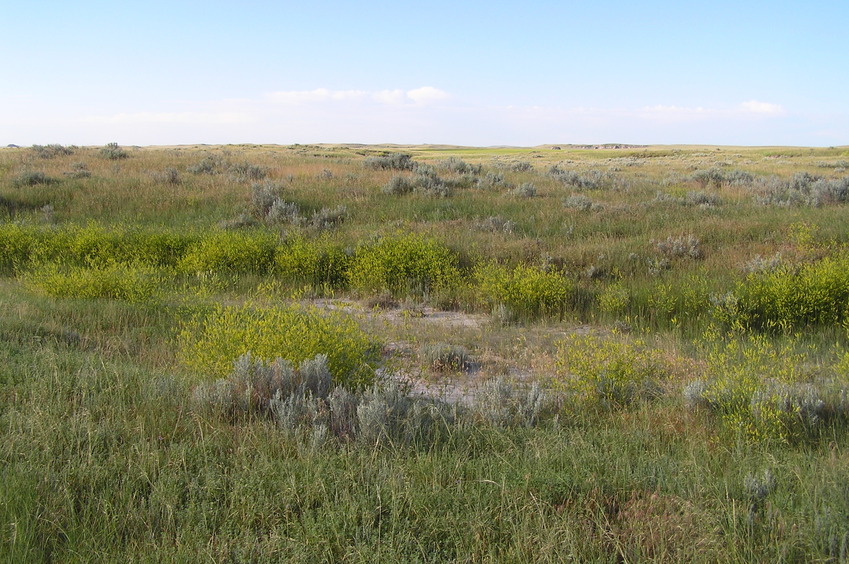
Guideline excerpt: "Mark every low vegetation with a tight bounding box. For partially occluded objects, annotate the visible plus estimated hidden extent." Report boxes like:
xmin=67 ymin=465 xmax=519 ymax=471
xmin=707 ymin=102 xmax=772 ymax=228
xmin=2 ymin=142 xmax=849 ymax=561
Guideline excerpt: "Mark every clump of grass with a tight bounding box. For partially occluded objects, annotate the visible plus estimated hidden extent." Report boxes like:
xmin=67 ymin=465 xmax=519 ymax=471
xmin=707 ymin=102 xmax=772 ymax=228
xmin=473 ymin=215 xmax=516 ymax=234
xmin=99 ymin=142 xmax=129 ymax=160
xmin=423 ymin=343 xmax=474 ymax=372
xmin=151 ymin=168 xmax=181 ymax=185
xmin=178 ymin=303 xmax=379 ymax=387
xmin=63 ymin=162 xmax=91 ymax=179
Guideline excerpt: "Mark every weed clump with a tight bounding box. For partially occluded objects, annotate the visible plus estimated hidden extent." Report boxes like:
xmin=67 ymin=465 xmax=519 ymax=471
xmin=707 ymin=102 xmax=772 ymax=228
xmin=424 ymin=343 xmax=474 ymax=373
xmin=555 ymin=334 xmax=669 ymax=410
xmin=179 ymin=303 xmax=379 ymax=387
xmin=348 ymin=234 xmax=462 ymax=299
xmin=476 ymin=262 xmax=571 ymax=322
xmin=178 ymin=230 xmax=277 ymax=275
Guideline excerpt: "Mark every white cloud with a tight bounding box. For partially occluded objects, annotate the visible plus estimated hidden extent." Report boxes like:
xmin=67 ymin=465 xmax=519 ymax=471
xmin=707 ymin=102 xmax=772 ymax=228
xmin=739 ymin=100 xmax=785 ymax=115
xmin=406 ymin=86 xmax=450 ymax=104
xmin=265 ymin=88 xmax=368 ymax=104
xmin=265 ymin=86 xmax=450 ymax=107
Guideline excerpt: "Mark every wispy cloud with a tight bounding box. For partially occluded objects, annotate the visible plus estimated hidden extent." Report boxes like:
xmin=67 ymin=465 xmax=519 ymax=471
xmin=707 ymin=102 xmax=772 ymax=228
xmin=265 ymin=86 xmax=450 ymax=106
xmin=739 ymin=100 xmax=785 ymax=115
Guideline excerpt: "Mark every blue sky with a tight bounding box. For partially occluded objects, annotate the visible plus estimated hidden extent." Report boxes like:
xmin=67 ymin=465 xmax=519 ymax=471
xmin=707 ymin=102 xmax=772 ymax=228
xmin=2 ymin=0 xmax=847 ymax=146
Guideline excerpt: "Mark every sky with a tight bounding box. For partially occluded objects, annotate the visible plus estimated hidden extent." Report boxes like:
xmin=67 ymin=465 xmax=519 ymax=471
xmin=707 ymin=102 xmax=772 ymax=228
xmin=2 ymin=0 xmax=848 ymax=147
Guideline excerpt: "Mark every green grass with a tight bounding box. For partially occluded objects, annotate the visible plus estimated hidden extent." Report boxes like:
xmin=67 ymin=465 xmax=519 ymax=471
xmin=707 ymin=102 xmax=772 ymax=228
xmin=2 ymin=143 xmax=849 ymax=561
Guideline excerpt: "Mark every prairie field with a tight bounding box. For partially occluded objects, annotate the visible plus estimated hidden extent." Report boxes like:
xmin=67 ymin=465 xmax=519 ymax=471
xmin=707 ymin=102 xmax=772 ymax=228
xmin=3 ymin=142 xmax=849 ymax=562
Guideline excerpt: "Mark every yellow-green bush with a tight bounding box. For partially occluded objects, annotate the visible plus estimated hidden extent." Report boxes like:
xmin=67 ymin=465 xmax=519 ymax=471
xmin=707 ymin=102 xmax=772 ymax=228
xmin=684 ymin=332 xmax=818 ymax=443
xmin=177 ymin=230 xmax=277 ymax=275
xmin=23 ymin=261 xmax=163 ymax=303
xmin=0 ymin=223 xmax=37 ymax=273
xmin=554 ymin=334 xmax=669 ymax=409
xmin=178 ymin=303 xmax=379 ymax=388
xmin=734 ymin=255 xmax=849 ymax=331
xmin=476 ymin=262 xmax=571 ymax=321
xmin=347 ymin=233 xmax=461 ymax=298
xmin=275 ymin=236 xmax=351 ymax=290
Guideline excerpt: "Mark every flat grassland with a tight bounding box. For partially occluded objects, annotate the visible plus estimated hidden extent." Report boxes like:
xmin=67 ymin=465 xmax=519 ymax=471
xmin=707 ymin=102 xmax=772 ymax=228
xmin=2 ymin=142 xmax=849 ymax=561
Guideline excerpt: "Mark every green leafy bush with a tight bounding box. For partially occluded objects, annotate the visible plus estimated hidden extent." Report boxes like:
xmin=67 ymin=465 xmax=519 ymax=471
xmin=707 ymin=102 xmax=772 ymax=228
xmin=275 ymin=236 xmax=351 ymax=290
xmin=178 ymin=303 xmax=379 ymax=388
xmin=178 ymin=230 xmax=277 ymax=275
xmin=682 ymin=333 xmax=829 ymax=442
xmin=734 ymin=255 xmax=849 ymax=331
xmin=476 ymin=262 xmax=571 ymax=321
xmin=23 ymin=261 xmax=163 ymax=302
xmin=555 ymin=334 xmax=669 ymax=409
xmin=348 ymin=234 xmax=462 ymax=298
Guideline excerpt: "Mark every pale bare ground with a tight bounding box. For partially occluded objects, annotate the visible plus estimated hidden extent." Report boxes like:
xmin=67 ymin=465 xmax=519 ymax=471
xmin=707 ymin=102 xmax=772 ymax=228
xmin=309 ymin=298 xmax=595 ymax=404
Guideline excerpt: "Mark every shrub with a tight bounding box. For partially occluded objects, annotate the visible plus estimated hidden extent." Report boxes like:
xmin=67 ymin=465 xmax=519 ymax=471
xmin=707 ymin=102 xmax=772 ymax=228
xmin=476 ymin=262 xmax=571 ymax=321
xmin=437 ymin=157 xmax=482 ymax=175
xmin=473 ymin=215 xmax=516 ymax=234
xmin=654 ymin=234 xmax=703 ymax=260
xmin=363 ymin=152 xmax=415 ymax=171
xmin=23 ymin=261 xmax=163 ymax=303
xmin=100 ymin=142 xmax=129 ymax=160
xmin=177 ymin=230 xmax=277 ymax=275
xmin=32 ymin=144 xmax=74 ymax=159
xmin=382 ymin=175 xmax=415 ymax=195
xmin=306 ymin=205 xmax=348 ymax=230
xmin=188 ymin=155 xmax=226 ymax=175
xmin=178 ymin=303 xmax=379 ymax=387
xmin=510 ymin=182 xmax=537 ymax=198
xmin=555 ymin=334 xmax=669 ymax=409
xmin=734 ymin=255 xmax=849 ymax=330
xmin=229 ymin=162 xmax=268 ymax=182
xmin=681 ymin=333 xmax=839 ymax=442
xmin=192 ymin=352 xmax=333 ymax=419
xmin=0 ymin=223 xmax=38 ymax=272
xmin=471 ymin=377 xmax=552 ymax=427
xmin=562 ymin=194 xmax=596 ymax=211
xmin=275 ymin=236 xmax=352 ymax=289
xmin=12 ymin=171 xmax=56 ymax=187
xmin=348 ymin=234 xmax=462 ymax=298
